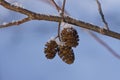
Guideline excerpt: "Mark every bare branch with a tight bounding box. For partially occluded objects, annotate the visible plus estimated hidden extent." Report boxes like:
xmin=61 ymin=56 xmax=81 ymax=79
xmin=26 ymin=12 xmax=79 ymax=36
xmin=40 ymin=0 xmax=69 ymax=15
xmin=51 ymin=0 xmax=61 ymax=12
xmin=0 ymin=0 xmax=120 ymax=40
xmin=58 ymin=21 xmax=62 ymax=41
xmin=0 ymin=17 xmax=31 ymax=28
xmin=0 ymin=0 xmax=33 ymax=17
xmin=88 ymin=31 xmax=120 ymax=59
xmin=61 ymin=0 xmax=66 ymax=16
xmin=50 ymin=0 xmax=62 ymax=41
xmin=96 ymin=0 xmax=109 ymax=30
xmin=58 ymin=0 xmax=66 ymax=41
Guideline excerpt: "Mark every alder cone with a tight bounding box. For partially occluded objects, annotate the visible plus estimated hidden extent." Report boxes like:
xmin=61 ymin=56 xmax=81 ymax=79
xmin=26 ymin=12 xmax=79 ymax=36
xmin=58 ymin=46 xmax=75 ymax=64
xmin=44 ymin=40 xmax=58 ymax=59
xmin=61 ymin=27 xmax=79 ymax=47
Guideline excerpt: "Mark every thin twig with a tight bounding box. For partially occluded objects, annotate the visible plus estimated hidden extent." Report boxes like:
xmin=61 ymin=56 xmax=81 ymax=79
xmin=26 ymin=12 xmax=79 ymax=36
xmin=51 ymin=0 xmax=66 ymax=41
xmin=51 ymin=0 xmax=62 ymax=41
xmin=61 ymin=0 xmax=66 ymax=17
xmin=88 ymin=31 xmax=120 ymax=59
xmin=0 ymin=17 xmax=31 ymax=28
xmin=40 ymin=0 xmax=69 ymax=15
xmin=96 ymin=0 xmax=109 ymax=30
xmin=51 ymin=0 xmax=61 ymax=12
xmin=58 ymin=0 xmax=66 ymax=41
xmin=58 ymin=22 xmax=62 ymax=41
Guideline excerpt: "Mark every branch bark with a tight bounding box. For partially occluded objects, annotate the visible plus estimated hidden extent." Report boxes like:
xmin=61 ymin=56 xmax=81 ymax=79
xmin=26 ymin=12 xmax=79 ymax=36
xmin=0 ymin=0 xmax=120 ymax=40
xmin=96 ymin=0 xmax=109 ymax=30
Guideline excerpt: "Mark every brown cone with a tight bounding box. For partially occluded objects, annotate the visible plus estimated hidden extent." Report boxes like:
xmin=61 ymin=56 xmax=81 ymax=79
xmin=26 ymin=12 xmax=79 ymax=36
xmin=61 ymin=27 xmax=79 ymax=47
xmin=44 ymin=40 xmax=58 ymax=59
xmin=58 ymin=46 xmax=75 ymax=64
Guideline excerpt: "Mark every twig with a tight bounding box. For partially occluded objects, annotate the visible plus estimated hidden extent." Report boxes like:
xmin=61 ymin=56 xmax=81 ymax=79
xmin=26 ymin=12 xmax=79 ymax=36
xmin=61 ymin=0 xmax=66 ymax=17
xmin=88 ymin=31 xmax=120 ymax=59
xmin=96 ymin=0 xmax=109 ymax=30
xmin=58 ymin=22 xmax=62 ymax=41
xmin=0 ymin=17 xmax=31 ymax=28
xmin=58 ymin=0 xmax=66 ymax=41
xmin=51 ymin=0 xmax=66 ymax=41
xmin=39 ymin=0 xmax=69 ymax=15
xmin=51 ymin=0 xmax=61 ymax=12
xmin=0 ymin=0 xmax=120 ymax=40
xmin=51 ymin=0 xmax=62 ymax=41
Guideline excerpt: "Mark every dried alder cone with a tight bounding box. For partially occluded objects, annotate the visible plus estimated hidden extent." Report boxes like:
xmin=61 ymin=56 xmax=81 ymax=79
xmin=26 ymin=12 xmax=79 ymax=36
xmin=44 ymin=25 xmax=79 ymax=64
xmin=61 ymin=27 xmax=79 ymax=47
xmin=58 ymin=46 xmax=75 ymax=64
xmin=44 ymin=40 xmax=58 ymax=59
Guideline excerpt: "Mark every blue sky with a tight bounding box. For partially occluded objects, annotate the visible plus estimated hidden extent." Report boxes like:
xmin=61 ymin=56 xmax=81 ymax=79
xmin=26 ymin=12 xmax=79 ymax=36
xmin=0 ymin=0 xmax=120 ymax=80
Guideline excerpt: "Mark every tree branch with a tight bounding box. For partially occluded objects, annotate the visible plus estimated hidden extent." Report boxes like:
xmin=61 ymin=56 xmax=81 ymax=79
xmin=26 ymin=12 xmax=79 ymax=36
xmin=88 ymin=31 xmax=120 ymax=59
xmin=0 ymin=0 xmax=120 ymax=40
xmin=0 ymin=17 xmax=31 ymax=28
xmin=96 ymin=0 xmax=109 ymax=30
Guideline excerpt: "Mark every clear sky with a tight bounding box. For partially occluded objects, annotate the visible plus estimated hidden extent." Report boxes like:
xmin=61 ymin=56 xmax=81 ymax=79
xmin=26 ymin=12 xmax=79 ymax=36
xmin=0 ymin=0 xmax=120 ymax=80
